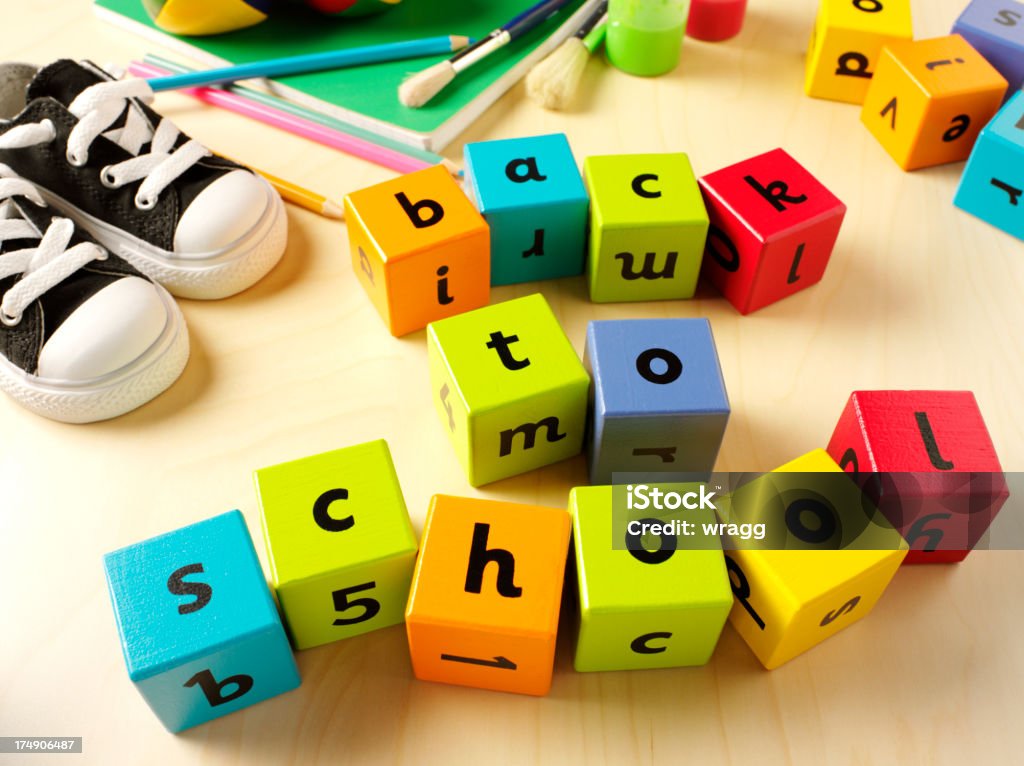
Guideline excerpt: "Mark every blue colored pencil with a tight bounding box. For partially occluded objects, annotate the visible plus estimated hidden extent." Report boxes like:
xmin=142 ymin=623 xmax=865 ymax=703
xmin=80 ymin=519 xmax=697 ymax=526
xmin=147 ymin=35 xmax=472 ymax=92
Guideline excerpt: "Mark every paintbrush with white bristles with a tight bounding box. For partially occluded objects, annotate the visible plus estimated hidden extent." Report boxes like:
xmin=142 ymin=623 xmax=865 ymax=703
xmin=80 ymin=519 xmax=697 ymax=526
xmin=526 ymin=2 xmax=607 ymax=110
xmin=399 ymin=0 xmax=577 ymax=108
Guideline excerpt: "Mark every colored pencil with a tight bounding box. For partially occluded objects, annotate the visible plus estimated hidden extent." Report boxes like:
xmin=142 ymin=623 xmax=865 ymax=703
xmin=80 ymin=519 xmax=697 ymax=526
xmin=249 ymin=166 xmax=344 ymax=220
xmin=129 ymin=61 xmax=440 ymax=176
xmin=142 ymin=53 xmax=456 ymax=174
xmin=146 ymin=36 xmax=471 ymax=92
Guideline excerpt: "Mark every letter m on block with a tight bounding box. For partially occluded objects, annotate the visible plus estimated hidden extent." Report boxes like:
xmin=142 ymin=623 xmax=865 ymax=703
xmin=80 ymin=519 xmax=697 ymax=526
xmin=499 ymin=417 xmax=567 ymax=456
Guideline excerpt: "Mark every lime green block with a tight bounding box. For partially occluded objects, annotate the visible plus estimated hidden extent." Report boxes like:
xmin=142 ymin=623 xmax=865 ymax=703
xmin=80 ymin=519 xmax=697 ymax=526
xmin=254 ymin=440 xmax=418 ymax=650
xmin=427 ymin=293 xmax=590 ymax=487
xmin=583 ymin=153 xmax=709 ymax=303
xmin=570 ymin=485 xmax=733 ymax=672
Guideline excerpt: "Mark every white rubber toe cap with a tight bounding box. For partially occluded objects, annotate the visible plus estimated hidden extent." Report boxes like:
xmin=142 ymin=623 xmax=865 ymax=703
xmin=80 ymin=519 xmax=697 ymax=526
xmin=36 ymin=276 xmax=170 ymax=381
xmin=174 ymin=169 xmax=269 ymax=256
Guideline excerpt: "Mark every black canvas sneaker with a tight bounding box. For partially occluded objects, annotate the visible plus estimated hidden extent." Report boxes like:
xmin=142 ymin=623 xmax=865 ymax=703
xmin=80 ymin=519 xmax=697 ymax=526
xmin=0 ymin=159 xmax=188 ymax=423
xmin=0 ymin=59 xmax=286 ymax=300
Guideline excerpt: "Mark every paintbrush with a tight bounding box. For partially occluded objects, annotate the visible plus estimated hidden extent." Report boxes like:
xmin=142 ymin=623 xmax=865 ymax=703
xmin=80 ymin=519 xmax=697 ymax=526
xmin=526 ymin=2 xmax=607 ymax=110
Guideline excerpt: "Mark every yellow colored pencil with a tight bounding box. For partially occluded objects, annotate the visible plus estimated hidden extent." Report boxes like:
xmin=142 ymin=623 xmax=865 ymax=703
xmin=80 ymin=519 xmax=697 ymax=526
xmin=254 ymin=167 xmax=344 ymax=220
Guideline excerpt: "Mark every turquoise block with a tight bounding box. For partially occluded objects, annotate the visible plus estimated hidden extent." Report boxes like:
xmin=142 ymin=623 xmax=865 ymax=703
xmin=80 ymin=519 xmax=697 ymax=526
xmin=954 ymin=91 xmax=1024 ymax=241
xmin=104 ymin=510 xmax=300 ymax=732
xmin=464 ymin=133 xmax=589 ymax=286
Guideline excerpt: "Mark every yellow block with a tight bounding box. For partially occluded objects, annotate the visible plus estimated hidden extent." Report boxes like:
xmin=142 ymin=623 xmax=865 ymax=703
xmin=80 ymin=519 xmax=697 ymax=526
xmin=860 ymin=35 xmax=1008 ymax=170
xmin=805 ymin=0 xmax=913 ymax=104
xmin=723 ymin=450 xmax=907 ymax=669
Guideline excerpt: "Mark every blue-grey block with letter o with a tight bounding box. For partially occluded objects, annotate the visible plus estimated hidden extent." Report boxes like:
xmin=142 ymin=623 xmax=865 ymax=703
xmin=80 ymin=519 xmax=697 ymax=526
xmin=464 ymin=133 xmax=589 ymax=286
xmin=103 ymin=510 xmax=300 ymax=732
xmin=585 ymin=318 xmax=730 ymax=484
xmin=954 ymin=91 xmax=1024 ymax=241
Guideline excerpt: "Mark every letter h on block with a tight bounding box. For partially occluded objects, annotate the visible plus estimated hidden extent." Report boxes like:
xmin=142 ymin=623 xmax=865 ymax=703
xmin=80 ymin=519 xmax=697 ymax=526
xmin=427 ymin=293 xmax=590 ymax=487
xmin=103 ymin=511 xmax=300 ymax=732
xmin=405 ymin=495 xmax=571 ymax=696
xmin=254 ymin=439 xmax=419 ymax=650
xmin=584 ymin=318 xmax=730 ymax=485
xmin=723 ymin=450 xmax=907 ymax=669
xmin=955 ymin=91 xmax=1024 ymax=241
xmin=699 ymin=148 xmax=846 ymax=314
xmin=826 ymin=390 xmax=1009 ymax=563
xmin=463 ymin=133 xmax=589 ymax=286
xmin=344 ymin=165 xmax=490 ymax=336
xmin=583 ymin=153 xmax=709 ymax=303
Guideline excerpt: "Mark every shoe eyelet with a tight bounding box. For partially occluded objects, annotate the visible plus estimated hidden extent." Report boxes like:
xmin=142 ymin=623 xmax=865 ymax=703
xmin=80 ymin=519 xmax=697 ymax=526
xmin=1 ymin=310 xmax=22 ymax=327
xmin=66 ymin=148 xmax=87 ymax=167
xmin=134 ymin=193 xmax=157 ymax=211
xmin=99 ymin=166 xmax=120 ymax=188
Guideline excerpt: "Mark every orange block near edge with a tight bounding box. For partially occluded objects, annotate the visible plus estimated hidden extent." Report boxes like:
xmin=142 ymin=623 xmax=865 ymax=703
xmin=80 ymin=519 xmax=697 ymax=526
xmin=405 ymin=495 xmax=571 ymax=696
xmin=344 ymin=165 xmax=490 ymax=337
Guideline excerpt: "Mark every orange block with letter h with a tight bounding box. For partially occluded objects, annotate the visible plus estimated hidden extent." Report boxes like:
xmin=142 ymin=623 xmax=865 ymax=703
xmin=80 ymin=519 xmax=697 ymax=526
xmin=344 ymin=165 xmax=490 ymax=337
xmin=405 ymin=495 xmax=570 ymax=696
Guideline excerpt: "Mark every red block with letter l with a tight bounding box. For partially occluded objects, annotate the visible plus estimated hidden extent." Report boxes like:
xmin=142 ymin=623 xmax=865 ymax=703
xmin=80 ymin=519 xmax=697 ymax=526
xmin=826 ymin=390 xmax=1008 ymax=564
xmin=698 ymin=148 xmax=846 ymax=314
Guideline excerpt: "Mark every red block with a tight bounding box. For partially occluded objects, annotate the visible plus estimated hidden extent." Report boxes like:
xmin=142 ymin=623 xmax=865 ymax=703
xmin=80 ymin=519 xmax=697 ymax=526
xmin=698 ymin=148 xmax=846 ymax=314
xmin=826 ymin=391 xmax=1008 ymax=564
xmin=687 ymin=0 xmax=748 ymax=42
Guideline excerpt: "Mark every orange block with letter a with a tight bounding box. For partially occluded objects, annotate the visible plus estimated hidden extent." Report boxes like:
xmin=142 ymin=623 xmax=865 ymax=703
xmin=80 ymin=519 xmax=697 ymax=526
xmin=344 ymin=165 xmax=490 ymax=337
xmin=860 ymin=35 xmax=1007 ymax=170
xmin=404 ymin=495 xmax=570 ymax=696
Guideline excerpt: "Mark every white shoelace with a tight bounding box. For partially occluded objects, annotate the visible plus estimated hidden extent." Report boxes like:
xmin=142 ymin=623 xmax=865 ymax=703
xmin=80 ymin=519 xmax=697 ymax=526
xmin=0 ymin=125 xmax=107 ymax=325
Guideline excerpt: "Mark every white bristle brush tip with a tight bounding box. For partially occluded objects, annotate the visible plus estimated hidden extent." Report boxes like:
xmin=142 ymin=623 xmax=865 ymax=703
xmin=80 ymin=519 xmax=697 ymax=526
xmin=525 ymin=38 xmax=588 ymax=111
xmin=399 ymin=61 xmax=456 ymax=108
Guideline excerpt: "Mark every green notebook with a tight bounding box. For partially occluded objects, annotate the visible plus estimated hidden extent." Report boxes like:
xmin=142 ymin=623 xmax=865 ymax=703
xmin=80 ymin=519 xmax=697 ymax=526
xmin=93 ymin=0 xmax=595 ymax=151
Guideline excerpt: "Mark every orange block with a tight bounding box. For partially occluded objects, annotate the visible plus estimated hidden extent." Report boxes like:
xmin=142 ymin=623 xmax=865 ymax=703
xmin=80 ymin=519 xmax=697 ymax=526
xmin=404 ymin=495 xmax=570 ymax=696
xmin=861 ymin=35 xmax=1008 ymax=171
xmin=344 ymin=165 xmax=490 ymax=337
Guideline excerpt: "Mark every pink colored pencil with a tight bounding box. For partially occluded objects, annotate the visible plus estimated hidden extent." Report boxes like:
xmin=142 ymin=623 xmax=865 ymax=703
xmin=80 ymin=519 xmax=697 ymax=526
xmin=128 ymin=61 xmax=433 ymax=175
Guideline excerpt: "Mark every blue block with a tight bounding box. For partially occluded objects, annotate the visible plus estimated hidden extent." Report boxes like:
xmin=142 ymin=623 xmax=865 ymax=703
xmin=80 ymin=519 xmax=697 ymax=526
xmin=104 ymin=510 xmax=300 ymax=732
xmin=584 ymin=319 xmax=730 ymax=485
xmin=464 ymin=133 xmax=589 ymax=286
xmin=952 ymin=0 xmax=1024 ymax=95
xmin=954 ymin=91 xmax=1024 ymax=241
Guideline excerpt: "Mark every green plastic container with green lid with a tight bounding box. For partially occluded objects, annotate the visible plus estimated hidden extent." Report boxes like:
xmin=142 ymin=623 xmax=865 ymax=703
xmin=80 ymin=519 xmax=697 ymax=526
xmin=606 ymin=0 xmax=688 ymax=77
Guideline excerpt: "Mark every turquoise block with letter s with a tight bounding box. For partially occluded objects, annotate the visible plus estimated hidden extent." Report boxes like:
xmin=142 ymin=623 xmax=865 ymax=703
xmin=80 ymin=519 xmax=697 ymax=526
xmin=463 ymin=133 xmax=589 ymax=286
xmin=103 ymin=510 xmax=300 ymax=732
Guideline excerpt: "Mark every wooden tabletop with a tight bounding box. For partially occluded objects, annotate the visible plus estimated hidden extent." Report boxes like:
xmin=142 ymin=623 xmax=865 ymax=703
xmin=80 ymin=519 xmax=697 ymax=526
xmin=2 ymin=1 xmax=1022 ymax=763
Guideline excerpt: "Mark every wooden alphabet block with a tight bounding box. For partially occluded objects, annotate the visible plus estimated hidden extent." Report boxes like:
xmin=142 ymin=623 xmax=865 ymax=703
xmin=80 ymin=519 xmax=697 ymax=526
xmin=860 ymin=35 xmax=1008 ymax=170
xmin=405 ymin=495 xmax=570 ymax=696
xmin=103 ymin=511 xmax=300 ymax=732
xmin=254 ymin=440 xmax=418 ymax=650
xmin=954 ymin=91 xmax=1024 ymax=241
xmin=427 ymin=293 xmax=589 ymax=486
xmin=952 ymin=0 xmax=1024 ymax=97
xmin=344 ymin=165 xmax=490 ymax=337
xmin=463 ymin=133 xmax=589 ymax=286
xmin=584 ymin=318 xmax=730 ymax=484
xmin=582 ymin=153 xmax=709 ymax=303
xmin=805 ymin=0 xmax=913 ymax=104
xmin=699 ymin=148 xmax=846 ymax=314
xmin=723 ymin=450 xmax=907 ymax=669
xmin=826 ymin=390 xmax=1008 ymax=564
xmin=570 ymin=486 xmax=732 ymax=672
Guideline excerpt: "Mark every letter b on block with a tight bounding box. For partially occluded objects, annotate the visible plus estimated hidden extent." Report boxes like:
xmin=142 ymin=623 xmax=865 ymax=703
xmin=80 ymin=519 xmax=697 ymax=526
xmin=103 ymin=511 xmax=300 ymax=732
xmin=463 ymin=133 xmax=589 ymax=285
xmin=427 ymin=293 xmax=590 ymax=486
xmin=254 ymin=439 xmax=419 ymax=650
xmin=344 ymin=165 xmax=490 ymax=336
xmin=405 ymin=495 xmax=570 ymax=695
xmin=700 ymin=149 xmax=846 ymax=314
xmin=583 ymin=153 xmax=709 ymax=303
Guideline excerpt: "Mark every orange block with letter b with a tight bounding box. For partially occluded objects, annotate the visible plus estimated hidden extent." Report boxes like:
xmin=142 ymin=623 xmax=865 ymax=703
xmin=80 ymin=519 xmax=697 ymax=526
xmin=404 ymin=495 xmax=570 ymax=696
xmin=860 ymin=35 xmax=1008 ymax=170
xmin=344 ymin=165 xmax=490 ymax=337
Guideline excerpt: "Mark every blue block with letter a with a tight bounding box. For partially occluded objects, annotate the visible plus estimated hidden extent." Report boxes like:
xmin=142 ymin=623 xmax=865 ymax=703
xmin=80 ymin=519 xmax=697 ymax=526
xmin=954 ymin=91 xmax=1024 ymax=241
xmin=584 ymin=318 xmax=731 ymax=485
xmin=103 ymin=510 xmax=300 ymax=732
xmin=463 ymin=133 xmax=589 ymax=286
